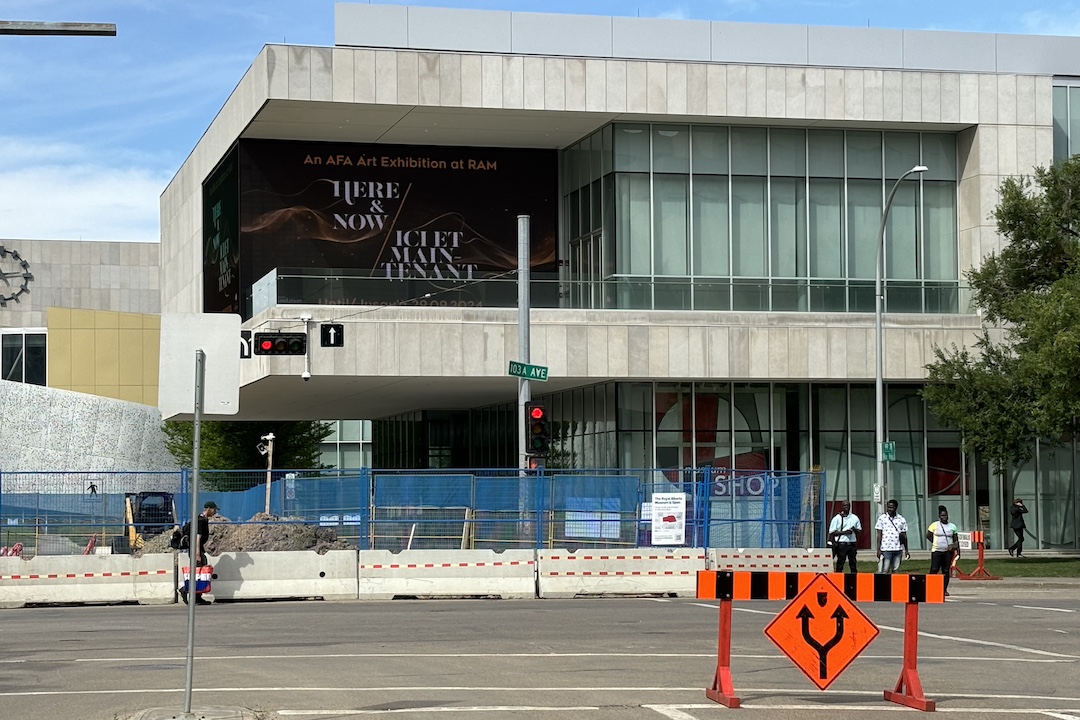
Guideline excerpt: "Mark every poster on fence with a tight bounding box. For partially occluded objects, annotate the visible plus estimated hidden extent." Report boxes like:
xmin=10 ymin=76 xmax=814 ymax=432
xmin=650 ymin=493 xmax=686 ymax=545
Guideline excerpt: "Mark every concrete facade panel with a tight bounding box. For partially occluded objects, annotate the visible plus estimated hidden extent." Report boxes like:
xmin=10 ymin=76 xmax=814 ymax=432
xmin=686 ymin=63 xmax=707 ymax=116
xmin=745 ymin=66 xmax=767 ymax=117
xmin=310 ymin=47 xmax=334 ymax=101
xmin=496 ymin=56 xmax=520 ymax=109
xmin=331 ymin=48 xmax=354 ymax=103
xmin=566 ymin=58 xmax=587 ymax=112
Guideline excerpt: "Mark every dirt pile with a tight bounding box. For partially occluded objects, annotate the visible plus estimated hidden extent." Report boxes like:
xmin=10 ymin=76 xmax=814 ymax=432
xmin=140 ymin=513 xmax=354 ymax=555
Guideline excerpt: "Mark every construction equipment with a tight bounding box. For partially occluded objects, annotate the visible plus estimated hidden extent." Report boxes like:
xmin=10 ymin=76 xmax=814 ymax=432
xmin=111 ymin=492 xmax=175 ymax=554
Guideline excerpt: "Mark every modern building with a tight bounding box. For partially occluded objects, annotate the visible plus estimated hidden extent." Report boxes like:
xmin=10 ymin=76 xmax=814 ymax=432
xmin=0 ymin=238 xmax=173 ymax=471
xmin=158 ymin=3 xmax=1080 ymax=549
xmin=0 ymin=235 xmax=371 ymax=471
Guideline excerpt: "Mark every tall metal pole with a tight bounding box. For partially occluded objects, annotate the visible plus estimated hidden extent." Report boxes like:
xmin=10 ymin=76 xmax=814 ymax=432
xmin=181 ymin=349 xmax=206 ymax=718
xmin=875 ymin=165 xmax=928 ymax=520
xmin=517 ymin=215 xmax=531 ymax=470
xmin=263 ymin=434 xmax=275 ymax=515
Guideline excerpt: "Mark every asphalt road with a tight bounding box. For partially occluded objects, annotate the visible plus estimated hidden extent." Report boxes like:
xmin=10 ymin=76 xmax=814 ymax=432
xmin=1 ymin=577 xmax=1078 ymax=720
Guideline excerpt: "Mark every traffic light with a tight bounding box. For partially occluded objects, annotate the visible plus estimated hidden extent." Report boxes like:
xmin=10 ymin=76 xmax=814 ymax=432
xmin=253 ymin=332 xmax=308 ymax=356
xmin=526 ymin=401 xmax=549 ymax=456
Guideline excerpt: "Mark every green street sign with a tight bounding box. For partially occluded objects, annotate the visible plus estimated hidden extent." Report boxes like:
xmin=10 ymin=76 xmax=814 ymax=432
xmin=508 ymin=361 xmax=548 ymax=382
xmin=882 ymin=440 xmax=896 ymax=462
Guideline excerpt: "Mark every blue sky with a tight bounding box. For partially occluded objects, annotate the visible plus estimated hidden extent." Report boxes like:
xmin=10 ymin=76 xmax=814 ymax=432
xmin=3 ymin=0 xmax=1080 ymax=243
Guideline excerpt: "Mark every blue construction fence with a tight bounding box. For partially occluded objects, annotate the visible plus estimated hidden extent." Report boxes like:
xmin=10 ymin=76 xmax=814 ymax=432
xmin=0 ymin=467 xmax=824 ymax=555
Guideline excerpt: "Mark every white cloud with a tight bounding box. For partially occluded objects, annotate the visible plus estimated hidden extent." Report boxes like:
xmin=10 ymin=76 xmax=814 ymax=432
xmin=0 ymin=162 xmax=168 ymax=242
xmin=658 ymin=6 xmax=690 ymax=20
xmin=1020 ymin=8 xmax=1080 ymax=36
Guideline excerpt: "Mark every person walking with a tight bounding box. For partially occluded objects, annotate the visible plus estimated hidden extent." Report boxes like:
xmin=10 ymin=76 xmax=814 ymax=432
xmin=1008 ymin=498 xmax=1029 ymax=558
xmin=828 ymin=500 xmax=862 ymax=573
xmin=874 ymin=499 xmax=910 ymax=574
xmin=926 ymin=505 xmax=959 ymax=596
xmin=179 ymin=500 xmax=218 ymax=606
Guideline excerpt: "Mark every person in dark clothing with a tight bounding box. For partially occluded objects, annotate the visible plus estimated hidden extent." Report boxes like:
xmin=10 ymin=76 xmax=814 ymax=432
xmin=1008 ymin=498 xmax=1029 ymax=558
xmin=179 ymin=501 xmax=218 ymax=605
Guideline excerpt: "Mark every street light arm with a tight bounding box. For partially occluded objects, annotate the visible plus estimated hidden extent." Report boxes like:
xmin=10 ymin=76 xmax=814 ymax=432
xmin=874 ymin=164 xmax=928 ymax=521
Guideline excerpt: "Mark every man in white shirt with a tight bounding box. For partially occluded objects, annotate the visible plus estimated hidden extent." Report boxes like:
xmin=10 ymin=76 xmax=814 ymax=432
xmin=828 ymin=500 xmax=862 ymax=573
xmin=875 ymin=499 xmax=910 ymax=574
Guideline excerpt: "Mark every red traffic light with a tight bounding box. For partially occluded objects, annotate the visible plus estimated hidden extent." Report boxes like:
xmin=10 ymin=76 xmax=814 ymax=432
xmin=525 ymin=401 xmax=549 ymax=456
xmin=253 ymin=331 xmax=308 ymax=356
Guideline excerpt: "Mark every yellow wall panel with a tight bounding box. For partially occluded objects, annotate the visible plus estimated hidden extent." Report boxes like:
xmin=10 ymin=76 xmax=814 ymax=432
xmin=49 ymin=307 xmax=71 ymax=329
xmin=95 ymin=311 xmax=119 ymax=329
xmin=119 ymin=312 xmax=143 ymax=330
xmin=94 ymin=328 xmax=120 ymax=386
xmin=144 ymin=328 xmax=160 ymax=381
xmin=118 ymin=328 xmax=145 ymax=384
xmin=96 ymin=385 xmax=119 ymax=400
xmin=48 ymin=309 xmax=163 ymax=407
xmin=70 ymin=329 xmax=96 ymax=386
xmin=70 ymin=309 xmax=95 ymax=330
xmin=47 ymin=328 xmax=72 ymax=387
xmin=116 ymin=386 xmax=143 ymax=403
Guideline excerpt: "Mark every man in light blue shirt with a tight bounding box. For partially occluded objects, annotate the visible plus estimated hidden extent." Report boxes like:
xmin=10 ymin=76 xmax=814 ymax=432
xmin=828 ymin=500 xmax=862 ymax=573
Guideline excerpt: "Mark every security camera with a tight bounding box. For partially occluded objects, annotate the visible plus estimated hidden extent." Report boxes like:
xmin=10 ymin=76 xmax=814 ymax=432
xmin=299 ymin=312 xmax=312 ymax=322
xmin=301 ymin=370 xmax=312 ymax=382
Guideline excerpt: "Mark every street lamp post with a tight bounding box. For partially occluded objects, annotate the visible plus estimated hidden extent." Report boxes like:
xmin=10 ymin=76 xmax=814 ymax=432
xmin=875 ymin=164 xmax=928 ymax=521
xmin=260 ymin=433 xmax=275 ymax=515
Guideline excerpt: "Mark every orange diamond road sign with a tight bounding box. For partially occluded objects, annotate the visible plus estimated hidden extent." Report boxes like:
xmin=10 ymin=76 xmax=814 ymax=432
xmin=763 ymin=573 xmax=880 ymax=690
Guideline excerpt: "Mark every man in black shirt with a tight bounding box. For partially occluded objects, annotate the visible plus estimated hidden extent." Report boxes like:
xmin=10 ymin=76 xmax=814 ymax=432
xmin=180 ymin=501 xmax=218 ymax=605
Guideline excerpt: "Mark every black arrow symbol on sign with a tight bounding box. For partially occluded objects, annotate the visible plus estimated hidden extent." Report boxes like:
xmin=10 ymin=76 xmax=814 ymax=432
xmin=796 ymin=603 xmax=849 ymax=680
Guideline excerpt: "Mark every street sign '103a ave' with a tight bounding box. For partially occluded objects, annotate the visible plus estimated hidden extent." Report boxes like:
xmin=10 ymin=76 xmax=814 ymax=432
xmin=508 ymin=361 xmax=548 ymax=382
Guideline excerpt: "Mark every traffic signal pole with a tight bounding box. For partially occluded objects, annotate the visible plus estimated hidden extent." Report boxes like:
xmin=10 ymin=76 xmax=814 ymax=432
xmin=517 ymin=215 xmax=531 ymax=471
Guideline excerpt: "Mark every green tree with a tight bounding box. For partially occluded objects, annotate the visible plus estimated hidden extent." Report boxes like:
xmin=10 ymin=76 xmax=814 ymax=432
xmin=923 ymin=157 xmax=1080 ymax=470
xmin=163 ymin=420 xmax=333 ymax=478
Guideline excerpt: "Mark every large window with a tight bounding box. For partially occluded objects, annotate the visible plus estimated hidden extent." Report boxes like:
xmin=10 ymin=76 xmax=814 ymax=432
xmin=563 ymin=123 xmax=960 ymax=312
xmin=2 ymin=331 xmax=46 ymax=385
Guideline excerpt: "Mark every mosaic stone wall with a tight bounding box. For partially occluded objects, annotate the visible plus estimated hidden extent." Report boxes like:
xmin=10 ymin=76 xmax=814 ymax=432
xmin=0 ymin=380 xmax=177 ymax=474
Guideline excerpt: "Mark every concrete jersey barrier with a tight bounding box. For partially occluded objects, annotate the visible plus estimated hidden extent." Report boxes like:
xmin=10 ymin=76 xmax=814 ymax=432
xmin=536 ymin=548 xmax=707 ymax=598
xmin=205 ymin=550 xmax=359 ymax=601
xmin=358 ymin=549 xmax=536 ymax=599
xmin=0 ymin=553 xmax=175 ymax=608
xmin=708 ymin=548 xmax=833 ymax=572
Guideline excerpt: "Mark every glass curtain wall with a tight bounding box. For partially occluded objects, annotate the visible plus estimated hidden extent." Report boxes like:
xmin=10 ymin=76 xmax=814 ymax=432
xmin=1053 ymin=82 xmax=1080 ymax=163
xmin=562 ymin=123 xmax=959 ymax=312
xmin=372 ymin=381 xmax=1080 ymax=549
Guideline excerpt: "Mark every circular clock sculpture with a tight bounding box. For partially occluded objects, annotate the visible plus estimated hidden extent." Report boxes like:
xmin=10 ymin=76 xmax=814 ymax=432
xmin=0 ymin=245 xmax=33 ymax=306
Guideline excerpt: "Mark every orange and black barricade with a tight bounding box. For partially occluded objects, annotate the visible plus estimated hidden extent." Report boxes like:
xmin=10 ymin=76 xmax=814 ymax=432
xmin=697 ymin=570 xmax=944 ymax=711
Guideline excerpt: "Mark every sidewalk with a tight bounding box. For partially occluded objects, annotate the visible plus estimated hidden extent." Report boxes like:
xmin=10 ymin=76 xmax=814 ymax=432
xmin=125 ymin=707 xmax=259 ymax=720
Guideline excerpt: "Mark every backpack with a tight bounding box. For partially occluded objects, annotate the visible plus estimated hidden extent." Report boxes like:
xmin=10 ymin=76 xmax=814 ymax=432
xmin=169 ymin=522 xmax=191 ymax=550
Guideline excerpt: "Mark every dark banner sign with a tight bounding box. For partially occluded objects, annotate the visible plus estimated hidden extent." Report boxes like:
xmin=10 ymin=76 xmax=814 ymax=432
xmin=234 ymin=139 xmax=558 ymax=312
xmin=202 ymin=146 xmax=240 ymax=314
